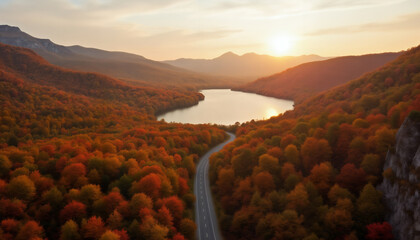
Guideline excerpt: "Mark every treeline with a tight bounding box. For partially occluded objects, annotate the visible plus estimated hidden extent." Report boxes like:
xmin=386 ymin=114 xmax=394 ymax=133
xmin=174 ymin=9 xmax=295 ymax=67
xmin=210 ymin=45 xmax=420 ymax=239
xmin=0 ymin=43 xmax=227 ymax=239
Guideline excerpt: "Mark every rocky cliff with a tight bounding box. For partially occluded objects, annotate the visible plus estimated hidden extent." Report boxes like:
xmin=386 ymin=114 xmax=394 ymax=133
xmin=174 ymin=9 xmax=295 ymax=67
xmin=0 ymin=25 xmax=72 ymax=55
xmin=378 ymin=111 xmax=420 ymax=240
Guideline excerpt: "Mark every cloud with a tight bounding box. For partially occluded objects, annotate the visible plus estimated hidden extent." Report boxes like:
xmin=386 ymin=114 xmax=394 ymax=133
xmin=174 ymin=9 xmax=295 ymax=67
xmin=129 ymin=29 xmax=241 ymax=47
xmin=67 ymin=0 xmax=191 ymax=15
xmin=306 ymin=11 xmax=420 ymax=36
xmin=0 ymin=0 xmax=417 ymax=59
xmin=0 ymin=0 xmax=190 ymax=22
xmin=186 ymin=29 xmax=242 ymax=40
xmin=209 ymin=0 xmax=407 ymax=16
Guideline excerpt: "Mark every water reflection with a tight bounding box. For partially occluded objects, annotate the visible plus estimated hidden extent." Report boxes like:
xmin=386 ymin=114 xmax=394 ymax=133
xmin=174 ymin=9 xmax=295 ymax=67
xmin=265 ymin=108 xmax=279 ymax=119
xmin=157 ymin=89 xmax=294 ymax=125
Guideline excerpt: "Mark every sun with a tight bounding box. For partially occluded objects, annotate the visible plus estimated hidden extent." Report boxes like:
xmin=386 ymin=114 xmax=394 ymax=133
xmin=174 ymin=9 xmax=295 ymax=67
xmin=268 ymin=35 xmax=295 ymax=56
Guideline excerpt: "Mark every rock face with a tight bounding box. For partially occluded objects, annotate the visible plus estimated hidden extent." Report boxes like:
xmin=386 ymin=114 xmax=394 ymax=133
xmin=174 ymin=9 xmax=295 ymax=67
xmin=378 ymin=112 xmax=420 ymax=240
xmin=0 ymin=25 xmax=72 ymax=55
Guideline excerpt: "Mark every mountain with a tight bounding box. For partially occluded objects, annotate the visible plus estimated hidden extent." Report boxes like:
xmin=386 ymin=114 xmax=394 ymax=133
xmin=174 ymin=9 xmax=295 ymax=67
xmin=164 ymin=52 xmax=327 ymax=80
xmin=234 ymin=52 xmax=402 ymax=103
xmin=211 ymin=44 xmax=420 ymax=240
xmin=0 ymin=41 xmax=227 ymax=240
xmin=0 ymin=25 xmax=235 ymax=89
xmin=0 ymin=42 xmax=204 ymax=115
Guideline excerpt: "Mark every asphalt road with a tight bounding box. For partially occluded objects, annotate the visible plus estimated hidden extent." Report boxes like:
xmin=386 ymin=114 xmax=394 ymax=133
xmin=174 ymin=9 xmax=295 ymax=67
xmin=194 ymin=132 xmax=236 ymax=240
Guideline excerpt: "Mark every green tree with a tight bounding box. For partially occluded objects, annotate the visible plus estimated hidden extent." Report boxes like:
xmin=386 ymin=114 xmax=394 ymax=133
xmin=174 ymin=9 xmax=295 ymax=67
xmin=284 ymin=144 xmax=300 ymax=167
xmin=79 ymin=184 xmax=102 ymax=206
xmin=231 ymin=149 xmax=253 ymax=178
xmin=0 ymin=154 xmax=11 ymax=177
xmin=258 ymin=154 xmax=279 ymax=174
xmin=8 ymin=175 xmax=36 ymax=201
xmin=60 ymin=220 xmax=81 ymax=240
xmin=180 ymin=218 xmax=196 ymax=240
xmin=356 ymin=184 xmax=384 ymax=225
xmin=99 ymin=231 xmax=120 ymax=240
xmin=139 ymin=216 xmax=168 ymax=240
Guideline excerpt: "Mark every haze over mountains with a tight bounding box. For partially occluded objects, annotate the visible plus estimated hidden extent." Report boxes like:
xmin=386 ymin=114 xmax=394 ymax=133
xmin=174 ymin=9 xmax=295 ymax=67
xmin=0 ymin=24 xmax=405 ymax=104
xmin=164 ymin=52 xmax=327 ymax=80
xmin=234 ymin=52 xmax=402 ymax=103
xmin=0 ymin=25 xmax=236 ymax=89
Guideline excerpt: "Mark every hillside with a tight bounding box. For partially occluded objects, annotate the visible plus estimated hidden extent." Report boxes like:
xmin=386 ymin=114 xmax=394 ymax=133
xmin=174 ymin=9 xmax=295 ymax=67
xmin=0 ymin=41 xmax=227 ymax=240
xmin=0 ymin=25 xmax=236 ymax=89
xmin=0 ymin=43 xmax=205 ymax=115
xmin=210 ymin=45 xmax=420 ymax=239
xmin=235 ymin=52 xmax=402 ymax=103
xmin=164 ymin=52 xmax=326 ymax=80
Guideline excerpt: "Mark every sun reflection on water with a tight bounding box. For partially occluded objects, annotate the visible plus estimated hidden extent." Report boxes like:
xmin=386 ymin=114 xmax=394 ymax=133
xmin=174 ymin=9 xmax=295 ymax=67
xmin=265 ymin=108 xmax=279 ymax=119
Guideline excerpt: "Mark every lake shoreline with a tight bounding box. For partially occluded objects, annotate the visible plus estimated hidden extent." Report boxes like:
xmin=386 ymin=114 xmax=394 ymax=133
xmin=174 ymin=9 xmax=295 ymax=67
xmin=157 ymin=89 xmax=294 ymax=125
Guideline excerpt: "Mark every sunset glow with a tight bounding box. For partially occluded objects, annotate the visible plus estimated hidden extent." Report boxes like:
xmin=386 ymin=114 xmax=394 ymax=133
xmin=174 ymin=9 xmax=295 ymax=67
xmin=0 ymin=0 xmax=418 ymax=60
xmin=265 ymin=107 xmax=279 ymax=119
xmin=0 ymin=0 xmax=419 ymax=239
xmin=269 ymin=35 xmax=296 ymax=56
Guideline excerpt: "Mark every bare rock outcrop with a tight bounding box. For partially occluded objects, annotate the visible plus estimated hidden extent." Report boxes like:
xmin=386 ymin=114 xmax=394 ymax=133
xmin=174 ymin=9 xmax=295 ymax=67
xmin=378 ymin=111 xmax=420 ymax=240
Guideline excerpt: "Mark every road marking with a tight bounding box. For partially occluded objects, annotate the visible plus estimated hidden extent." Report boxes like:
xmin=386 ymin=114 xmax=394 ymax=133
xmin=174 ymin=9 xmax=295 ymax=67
xmin=204 ymin=159 xmax=218 ymax=240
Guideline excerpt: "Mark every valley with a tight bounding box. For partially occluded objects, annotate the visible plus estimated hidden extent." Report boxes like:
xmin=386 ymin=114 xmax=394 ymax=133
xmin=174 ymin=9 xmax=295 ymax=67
xmin=0 ymin=2 xmax=419 ymax=238
xmin=0 ymin=39 xmax=418 ymax=240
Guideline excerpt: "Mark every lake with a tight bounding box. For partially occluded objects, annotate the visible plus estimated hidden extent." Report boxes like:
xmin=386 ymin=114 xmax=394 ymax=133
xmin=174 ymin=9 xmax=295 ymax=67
xmin=157 ymin=89 xmax=294 ymax=125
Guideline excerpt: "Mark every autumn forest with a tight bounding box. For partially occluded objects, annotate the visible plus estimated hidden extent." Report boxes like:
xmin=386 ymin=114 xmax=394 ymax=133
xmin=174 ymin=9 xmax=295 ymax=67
xmin=0 ymin=5 xmax=420 ymax=239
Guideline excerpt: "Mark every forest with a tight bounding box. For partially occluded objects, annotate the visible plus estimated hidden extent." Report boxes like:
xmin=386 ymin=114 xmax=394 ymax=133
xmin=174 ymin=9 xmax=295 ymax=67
xmin=1 ymin=38 xmax=419 ymax=240
xmin=210 ymin=45 xmax=420 ymax=239
xmin=0 ymin=43 xmax=227 ymax=240
xmin=234 ymin=52 xmax=401 ymax=103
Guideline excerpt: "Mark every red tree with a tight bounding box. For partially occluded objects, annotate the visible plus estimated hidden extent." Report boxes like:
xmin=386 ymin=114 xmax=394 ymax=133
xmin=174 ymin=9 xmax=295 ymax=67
xmin=254 ymin=171 xmax=275 ymax=195
xmin=365 ymin=222 xmax=394 ymax=240
xmin=16 ymin=221 xmax=44 ymax=240
xmin=131 ymin=173 xmax=162 ymax=199
xmin=60 ymin=201 xmax=87 ymax=223
xmin=161 ymin=196 xmax=184 ymax=226
xmin=83 ymin=216 xmax=105 ymax=239
xmin=301 ymin=137 xmax=332 ymax=173
xmin=336 ymin=163 xmax=367 ymax=193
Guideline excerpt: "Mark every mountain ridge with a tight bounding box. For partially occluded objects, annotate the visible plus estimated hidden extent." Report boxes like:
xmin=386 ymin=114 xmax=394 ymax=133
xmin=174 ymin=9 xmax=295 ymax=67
xmin=211 ymin=43 xmax=420 ymax=240
xmin=0 ymin=42 xmax=204 ymax=115
xmin=234 ymin=51 xmax=402 ymax=103
xmin=164 ymin=52 xmax=327 ymax=79
xmin=0 ymin=24 xmax=236 ymax=89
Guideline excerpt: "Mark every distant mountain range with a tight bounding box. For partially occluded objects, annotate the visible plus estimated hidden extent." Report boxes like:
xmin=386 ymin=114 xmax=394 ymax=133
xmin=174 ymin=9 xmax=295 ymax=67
xmin=0 ymin=24 xmax=403 ymax=99
xmin=164 ymin=52 xmax=327 ymax=80
xmin=0 ymin=25 xmax=236 ymax=89
xmin=234 ymin=52 xmax=402 ymax=103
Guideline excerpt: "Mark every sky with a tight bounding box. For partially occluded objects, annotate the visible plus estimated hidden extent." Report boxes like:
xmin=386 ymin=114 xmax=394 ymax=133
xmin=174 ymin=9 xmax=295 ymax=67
xmin=0 ymin=0 xmax=420 ymax=60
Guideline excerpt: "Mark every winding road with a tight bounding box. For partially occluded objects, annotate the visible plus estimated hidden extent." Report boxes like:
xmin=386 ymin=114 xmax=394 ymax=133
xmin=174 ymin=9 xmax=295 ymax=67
xmin=194 ymin=132 xmax=236 ymax=240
